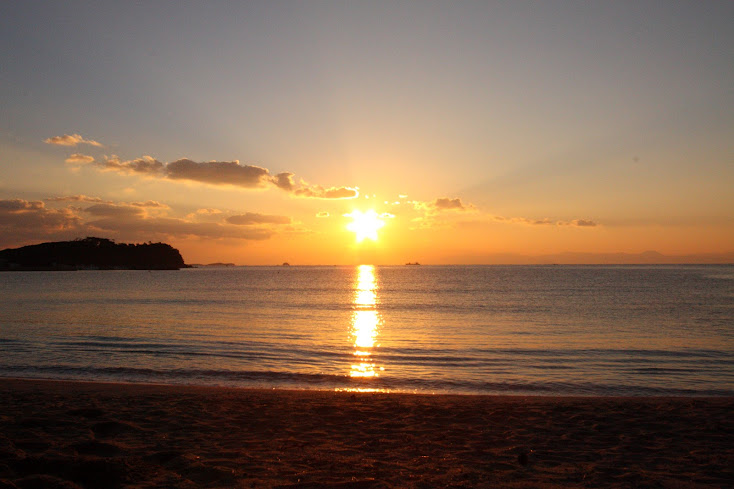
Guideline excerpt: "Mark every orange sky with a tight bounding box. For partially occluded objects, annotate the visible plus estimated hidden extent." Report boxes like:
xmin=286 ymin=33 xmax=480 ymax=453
xmin=1 ymin=3 xmax=732 ymax=264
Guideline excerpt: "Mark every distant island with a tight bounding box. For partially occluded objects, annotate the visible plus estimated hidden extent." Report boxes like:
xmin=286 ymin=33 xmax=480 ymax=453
xmin=405 ymin=262 xmax=421 ymax=266
xmin=189 ymin=262 xmax=236 ymax=268
xmin=0 ymin=237 xmax=187 ymax=271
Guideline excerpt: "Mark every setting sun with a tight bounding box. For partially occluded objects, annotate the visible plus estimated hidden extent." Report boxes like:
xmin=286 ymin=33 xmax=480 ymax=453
xmin=345 ymin=210 xmax=385 ymax=243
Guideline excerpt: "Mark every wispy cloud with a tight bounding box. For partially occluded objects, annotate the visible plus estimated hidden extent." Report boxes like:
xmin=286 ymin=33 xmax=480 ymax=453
xmin=405 ymin=195 xmax=598 ymax=230
xmin=494 ymin=216 xmax=598 ymax=227
xmin=45 ymin=134 xmax=103 ymax=147
xmin=45 ymin=195 xmax=168 ymax=209
xmin=86 ymin=215 xmax=274 ymax=241
xmin=65 ymin=154 xmax=95 ymax=164
xmin=226 ymin=213 xmax=291 ymax=225
xmin=83 ymin=203 xmax=145 ymax=218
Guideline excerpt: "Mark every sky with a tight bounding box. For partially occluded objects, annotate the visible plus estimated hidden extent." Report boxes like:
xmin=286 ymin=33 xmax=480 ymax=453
xmin=1 ymin=1 xmax=732 ymax=264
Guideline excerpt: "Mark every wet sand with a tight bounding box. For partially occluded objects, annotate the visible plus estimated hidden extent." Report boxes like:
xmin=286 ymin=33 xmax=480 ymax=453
xmin=0 ymin=378 xmax=731 ymax=488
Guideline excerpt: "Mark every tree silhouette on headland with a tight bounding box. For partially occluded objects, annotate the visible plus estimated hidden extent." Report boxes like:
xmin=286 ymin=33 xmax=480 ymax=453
xmin=0 ymin=237 xmax=187 ymax=270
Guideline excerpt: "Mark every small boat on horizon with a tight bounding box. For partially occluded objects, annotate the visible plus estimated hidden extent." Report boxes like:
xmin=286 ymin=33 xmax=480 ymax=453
xmin=405 ymin=262 xmax=421 ymax=266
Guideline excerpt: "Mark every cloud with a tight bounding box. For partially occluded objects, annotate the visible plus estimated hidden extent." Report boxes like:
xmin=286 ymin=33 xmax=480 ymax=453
xmin=0 ymin=199 xmax=45 ymax=211
xmin=0 ymin=196 xmax=291 ymax=250
xmin=45 ymin=134 xmax=103 ymax=147
xmin=226 ymin=213 xmax=291 ymax=225
xmin=45 ymin=196 xmax=168 ymax=210
xmin=87 ymin=216 xmax=273 ymax=241
xmin=316 ymin=211 xmax=330 ymax=218
xmin=494 ymin=216 xmax=598 ymax=227
xmin=412 ymin=197 xmax=475 ymax=214
xmin=83 ymin=203 xmax=146 ymax=218
xmin=84 ymin=155 xmax=358 ymax=199
xmin=46 ymin=195 xmax=107 ymax=204
xmin=130 ymin=201 xmax=168 ymax=208
xmin=165 ymin=159 xmax=271 ymax=187
xmin=568 ymin=219 xmax=597 ymax=227
xmin=65 ymin=154 xmax=95 ymax=164
xmin=0 ymin=199 xmax=84 ymax=247
xmin=271 ymin=172 xmax=295 ymax=191
xmin=434 ymin=197 xmax=468 ymax=211
xmin=294 ymin=185 xmax=359 ymax=199
xmin=98 ymin=155 xmax=165 ymax=175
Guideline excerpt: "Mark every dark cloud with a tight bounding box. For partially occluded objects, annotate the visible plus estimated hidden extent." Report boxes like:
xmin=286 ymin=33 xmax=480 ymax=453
xmin=165 ymin=159 xmax=271 ymax=187
xmin=45 ymin=134 xmax=103 ymax=147
xmin=82 ymin=155 xmax=358 ymax=199
xmin=0 ymin=199 xmax=45 ymax=211
xmin=0 ymin=196 xmax=288 ymax=249
xmin=434 ymin=197 xmax=467 ymax=210
xmin=413 ymin=197 xmax=474 ymax=213
xmin=271 ymin=172 xmax=296 ymax=191
xmin=0 ymin=199 xmax=83 ymax=248
xmin=226 ymin=213 xmax=291 ymax=225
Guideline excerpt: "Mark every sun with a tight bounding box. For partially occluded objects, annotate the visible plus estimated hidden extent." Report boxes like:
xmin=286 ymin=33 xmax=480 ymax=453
xmin=345 ymin=210 xmax=385 ymax=242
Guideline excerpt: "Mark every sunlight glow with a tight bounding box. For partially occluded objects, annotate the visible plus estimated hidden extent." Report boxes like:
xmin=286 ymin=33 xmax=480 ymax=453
xmin=345 ymin=210 xmax=385 ymax=242
xmin=350 ymin=265 xmax=382 ymax=379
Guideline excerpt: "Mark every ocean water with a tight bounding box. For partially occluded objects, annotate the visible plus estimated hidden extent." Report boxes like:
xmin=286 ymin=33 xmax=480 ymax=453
xmin=1 ymin=265 xmax=732 ymax=396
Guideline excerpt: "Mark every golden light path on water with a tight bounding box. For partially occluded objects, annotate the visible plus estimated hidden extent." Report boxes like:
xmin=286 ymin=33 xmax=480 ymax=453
xmin=349 ymin=265 xmax=384 ymax=380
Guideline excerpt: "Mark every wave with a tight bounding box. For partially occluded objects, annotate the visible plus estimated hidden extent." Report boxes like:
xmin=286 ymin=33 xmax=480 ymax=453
xmin=1 ymin=364 xmax=731 ymax=397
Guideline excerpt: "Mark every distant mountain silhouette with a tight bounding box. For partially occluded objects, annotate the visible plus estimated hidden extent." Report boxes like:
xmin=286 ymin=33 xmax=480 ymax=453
xmin=0 ymin=237 xmax=187 ymax=270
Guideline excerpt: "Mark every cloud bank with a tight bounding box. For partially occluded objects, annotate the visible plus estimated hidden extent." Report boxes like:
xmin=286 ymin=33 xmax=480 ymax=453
xmin=0 ymin=197 xmax=294 ymax=250
xmin=0 ymin=199 xmax=83 ymax=245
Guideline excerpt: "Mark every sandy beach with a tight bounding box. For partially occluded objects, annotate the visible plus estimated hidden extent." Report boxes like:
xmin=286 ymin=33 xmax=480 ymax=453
xmin=0 ymin=379 xmax=731 ymax=488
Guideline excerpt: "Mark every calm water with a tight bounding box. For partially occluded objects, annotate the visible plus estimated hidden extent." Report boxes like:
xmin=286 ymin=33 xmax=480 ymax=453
xmin=1 ymin=265 xmax=732 ymax=396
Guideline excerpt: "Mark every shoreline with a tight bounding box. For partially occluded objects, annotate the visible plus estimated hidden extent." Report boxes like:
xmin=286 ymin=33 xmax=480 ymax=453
xmin=1 ymin=375 xmax=732 ymax=398
xmin=2 ymin=373 xmax=732 ymax=398
xmin=1 ymin=378 xmax=732 ymax=488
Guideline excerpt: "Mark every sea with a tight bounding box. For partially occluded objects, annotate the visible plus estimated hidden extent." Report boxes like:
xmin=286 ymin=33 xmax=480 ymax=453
xmin=1 ymin=265 xmax=732 ymax=396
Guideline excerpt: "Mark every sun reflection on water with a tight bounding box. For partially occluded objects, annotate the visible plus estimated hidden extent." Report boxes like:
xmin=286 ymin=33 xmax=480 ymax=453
xmin=350 ymin=265 xmax=383 ymax=379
